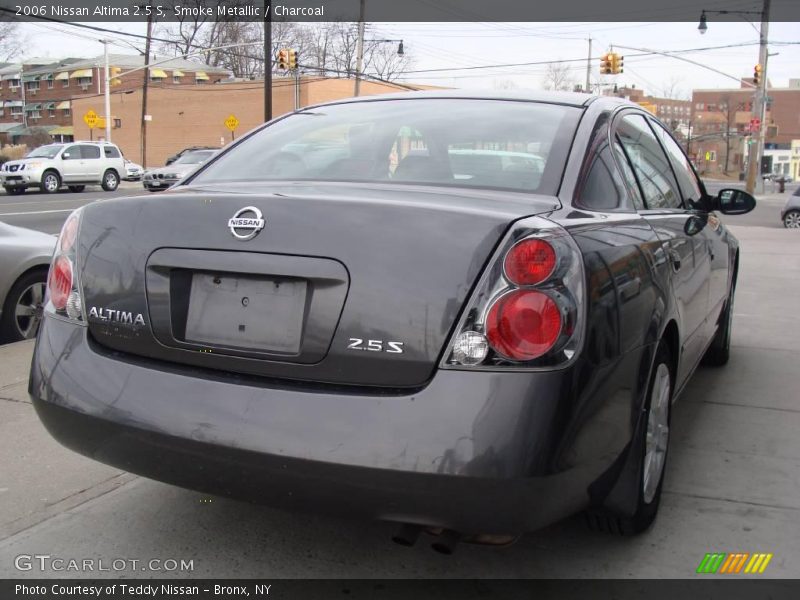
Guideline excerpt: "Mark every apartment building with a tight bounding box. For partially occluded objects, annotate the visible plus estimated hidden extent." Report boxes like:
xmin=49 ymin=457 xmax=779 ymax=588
xmin=0 ymin=54 xmax=229 ymax=145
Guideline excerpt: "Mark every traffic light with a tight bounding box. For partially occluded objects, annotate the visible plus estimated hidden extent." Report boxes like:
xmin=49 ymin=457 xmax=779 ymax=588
xmin=277 ymin=48 xmax=290 ymax=70
xmin=753 ymin=64 xmax=762 ymax=86
xmin=613 ymin=54 xmax=624 ymax=74
xmin=110 ymin=66 xmax=122 ymax=86
xmin=288 ymin=49 xmax=298 ymax=70
xmin=600 ymin=53 xmax=613 ymax=75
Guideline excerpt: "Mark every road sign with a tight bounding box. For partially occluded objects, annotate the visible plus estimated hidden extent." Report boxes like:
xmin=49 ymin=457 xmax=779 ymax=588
xmin=224 ymin=114 xmax=239 ymax=132
xmin=750 ymin=118 xmax=761 ymax=133
xmin=83 ymin=109 xmax=98 ymax=129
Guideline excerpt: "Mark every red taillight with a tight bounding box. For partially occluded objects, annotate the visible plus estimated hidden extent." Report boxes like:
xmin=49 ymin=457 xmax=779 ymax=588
xmin=48 ymin=255 xmax=73 ymax=310
xmin=503 ymin=239 xmax=556 ymax=286
xmin=60 ymin=215 xmax=79 ymax=253
xmin=485 ymin=289 xmax=562 ymax=361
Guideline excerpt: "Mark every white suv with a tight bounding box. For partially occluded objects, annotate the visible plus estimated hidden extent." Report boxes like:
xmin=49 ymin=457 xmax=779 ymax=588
xmin=1 ymin=142 xmax=125 ymax=195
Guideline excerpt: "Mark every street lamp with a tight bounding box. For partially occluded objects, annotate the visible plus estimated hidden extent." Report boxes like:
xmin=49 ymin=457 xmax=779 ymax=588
xmin=698 ymin=1 xmax=770 ymax=194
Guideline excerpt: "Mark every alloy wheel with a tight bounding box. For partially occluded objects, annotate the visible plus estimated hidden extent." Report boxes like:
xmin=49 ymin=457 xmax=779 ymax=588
xmin=14 ymin=281 xmax=45 ymax=339
xmin=643 ymin=363 xmax=670 ymax=504
xmin=785 ymin=211 xmax=800 ymax=229
xmin=43 ymin=174 xmax=59 ymax=193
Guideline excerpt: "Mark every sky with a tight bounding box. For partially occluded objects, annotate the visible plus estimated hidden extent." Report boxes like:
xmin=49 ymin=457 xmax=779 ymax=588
xmin=13 ymin=20 xmax=800 ymax=98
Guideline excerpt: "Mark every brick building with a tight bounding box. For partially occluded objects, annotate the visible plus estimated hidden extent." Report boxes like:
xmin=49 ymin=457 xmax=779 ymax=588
xmin=71 ymin=77 xmax=436 ymax=167
xmin=690 ymin=80 xmax=800 ymax=176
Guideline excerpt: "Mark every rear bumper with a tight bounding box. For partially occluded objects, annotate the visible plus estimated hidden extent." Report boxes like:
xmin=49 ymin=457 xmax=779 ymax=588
xmin=30 ymin=316 xmax=647 ymax=533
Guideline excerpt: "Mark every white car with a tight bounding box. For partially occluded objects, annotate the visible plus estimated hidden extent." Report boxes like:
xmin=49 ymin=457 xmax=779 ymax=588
xmin=1 ymin=142 xmax=125 ymax=195
xmin=124 ymin=159 xmax=144 ymax=181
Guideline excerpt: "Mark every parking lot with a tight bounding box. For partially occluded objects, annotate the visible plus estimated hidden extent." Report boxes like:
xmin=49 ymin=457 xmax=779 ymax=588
xmin=0 ymin=186 xmax=798 ymax=578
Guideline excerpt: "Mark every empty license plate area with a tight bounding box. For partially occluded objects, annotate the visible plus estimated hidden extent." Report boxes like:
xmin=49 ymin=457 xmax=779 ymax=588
xmin=184 ymin=273 xmax=307 ymax=354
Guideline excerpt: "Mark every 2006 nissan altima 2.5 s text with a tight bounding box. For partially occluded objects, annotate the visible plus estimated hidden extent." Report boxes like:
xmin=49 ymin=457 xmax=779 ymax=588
xmin=30 ymin=91 xmax=755 ymax=551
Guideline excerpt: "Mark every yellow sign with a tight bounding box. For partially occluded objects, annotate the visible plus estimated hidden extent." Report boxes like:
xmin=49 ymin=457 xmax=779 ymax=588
xmin=96 ymin=116 xmax=106 ymax=129
xmin=83 ymin=109 xmax=98 ymax=129
xmin=224 ymin=114 xmax=239 ymax=132
xmin=637 ymin=102 xmax=657 ymax=115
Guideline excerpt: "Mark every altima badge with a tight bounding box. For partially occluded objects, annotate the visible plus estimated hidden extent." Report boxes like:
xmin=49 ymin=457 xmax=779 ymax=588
xmin=228 ymin=206 xmax=265 ymax=240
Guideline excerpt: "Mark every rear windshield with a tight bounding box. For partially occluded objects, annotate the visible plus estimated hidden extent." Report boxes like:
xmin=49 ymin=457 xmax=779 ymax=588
xmin=191 ymin=99 xmax=581 ymax=194
xmin=176 ymin=150 xmax=215 ymax=164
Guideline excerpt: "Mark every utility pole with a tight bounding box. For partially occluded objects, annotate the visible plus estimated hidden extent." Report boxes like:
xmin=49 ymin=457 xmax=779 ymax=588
xmin=103 ymin=40 xmax=112 ymax=142
xmin=140 ymin=6 xmax=153 ymax=167
xmin=264 ymin=0 xmax=272 ymax=121
xmin=353 ymin=0 xmax=366 ymax=97
xmin=745 ymin=0 xmax=770 ymax=195
xmin=585 ymin=36 xmax=592 ymax=94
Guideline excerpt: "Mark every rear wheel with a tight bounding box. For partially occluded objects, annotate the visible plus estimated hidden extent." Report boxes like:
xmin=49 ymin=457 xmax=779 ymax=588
xmin=587 ymin=341 xmax=673 ymax=535
xmin=101 ymin=169 xmax=119 ymax=191
xmin=68 ymin=185 xmax=86 ymax=193
xmin=784 ymin=210 xmax=800 ymax=229
xmin=0 ymin=270 xmax=47 ymax=343
xmin=41 ymin=170 xmax=61 ymax=194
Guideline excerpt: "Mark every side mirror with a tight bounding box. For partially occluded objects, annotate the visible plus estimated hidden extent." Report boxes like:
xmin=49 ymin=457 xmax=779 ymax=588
xmin=716 ymin=188 xmax=756 ymax=215
xmin=61 ymin=152 xmax=70 ymax=159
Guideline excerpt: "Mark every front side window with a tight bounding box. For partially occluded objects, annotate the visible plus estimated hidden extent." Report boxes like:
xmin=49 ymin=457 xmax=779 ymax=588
xmin=616 ymin=114 xmax=682 ymax=210
xmin=61 ymin=145 xmax=81 ymax=159
xmin=191 ymin=99 xmax=581 ymax=195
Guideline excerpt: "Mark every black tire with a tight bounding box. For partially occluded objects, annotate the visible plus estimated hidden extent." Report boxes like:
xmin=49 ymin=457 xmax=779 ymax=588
xmin=68 ymin=185 xmax=86 ymax=193
xmin=703 ymin=268 xmax=737 ymax=367
xmin=586 ymin=341 xmax=673 ymax=535
xmin=0 ymin=269 xmax=48 ymax=343
xmin=40 ymin=170 xmax=61 ymax=194
xmin=101 ymin=169 xmax=119 ymax=192
xmin=783 ymin=210 xmax=800 ymax=229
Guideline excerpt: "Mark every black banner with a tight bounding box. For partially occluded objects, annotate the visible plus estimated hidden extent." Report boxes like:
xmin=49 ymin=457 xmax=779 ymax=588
xmin=0 ymin=0 xmax=799 ymax=23
xmin=3 ymin=580 xmax=800 ymax=600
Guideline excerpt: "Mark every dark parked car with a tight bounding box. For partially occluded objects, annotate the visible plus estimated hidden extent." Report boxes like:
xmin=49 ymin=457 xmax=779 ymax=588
xmin=164 ymin=146 xmax=218 ymax=166
xmin=781 ymin=187 xmax=800 ymax=228
xmin=143 ymin=150 xmax=217 ymax=192
xmin=30 ymin=92 xmax=754 ymax=550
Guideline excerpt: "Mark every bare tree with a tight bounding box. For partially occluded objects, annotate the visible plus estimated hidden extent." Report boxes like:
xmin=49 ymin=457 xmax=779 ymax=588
xmin=541 ymin=62 xmax=574 ymax=91
xmin=719 ymin=95 xmax=737 ymax=174
xmin=661 ymin=76 xmax=688 ymax=101
xmin=363 ymin=40 xmax=411 ymax=82
xmin=0 ymin=22 xmax=21 ymax=61
xmin=493 ymin=78 xmax=518 ymax=90
xmin=155 ymin=1 xmax=213 ymax=58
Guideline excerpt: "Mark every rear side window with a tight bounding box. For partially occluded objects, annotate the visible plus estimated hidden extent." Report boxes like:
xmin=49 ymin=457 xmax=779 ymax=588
xmin=80 ymin=145 xmax=101 ymax=159
xmin=575 ymin=147 xmax=629 ymax=211
xmin=103 ymin=146 xmax=121 ymax=158
xmin=191 ymin=99 xmax=582 ymax=196
xmin=616 ymin=114 xmax=683 ymax=210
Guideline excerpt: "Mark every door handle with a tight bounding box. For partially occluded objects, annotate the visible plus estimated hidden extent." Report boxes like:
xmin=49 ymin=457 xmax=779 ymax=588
xmin=668 ymin=248 xmax=682 ymax=271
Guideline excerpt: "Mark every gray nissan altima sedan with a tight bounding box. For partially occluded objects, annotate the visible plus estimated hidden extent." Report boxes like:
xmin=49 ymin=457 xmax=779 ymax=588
xmin=29 ymin=91 xmax=755 ymax=551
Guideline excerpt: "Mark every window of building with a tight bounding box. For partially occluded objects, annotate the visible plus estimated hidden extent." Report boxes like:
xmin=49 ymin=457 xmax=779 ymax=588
xmin=48 ymin=108 xmax=55 ymax=118
xmin=47 ymin=78 xmax=54 ymax=89
xmin=695 ymin=102 xmax=704 ymax=110
xmin=30 ymin=110 xmax=41 ymax=119
xmin=25 ymin=81 xmax=40 ymax=91
xmin=10 ymin=106 xmax=22 ymax=116
xmin=63 ymin=108 xmax=71 ymax=117
xmin=0 ymin=108 xmax=4 ymax=117
xmin=173 ymin=76 xmax=181 ymax=84
xmin=63 ymin=78 xmax=69 ymax=88
xmin=77 ymin=77 xmax=92 ymax=87
xmin=8 ymin=79 xmax=20 ymax=90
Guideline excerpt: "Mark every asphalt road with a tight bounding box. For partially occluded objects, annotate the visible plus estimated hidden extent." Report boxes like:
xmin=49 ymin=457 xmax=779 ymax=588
xmin=0 ymin=182 xmax=150 ymax=235
xmin=0 ymin=221 xmax=798 ymax=578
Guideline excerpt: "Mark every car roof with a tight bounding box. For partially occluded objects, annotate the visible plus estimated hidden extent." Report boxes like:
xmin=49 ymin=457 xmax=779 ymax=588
xmin=298 ymin=89 xmax=636 ymax=111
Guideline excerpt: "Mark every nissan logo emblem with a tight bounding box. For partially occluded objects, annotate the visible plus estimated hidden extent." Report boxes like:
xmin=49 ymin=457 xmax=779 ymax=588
xmin=228 ymin=206 xmax=265 ymax=240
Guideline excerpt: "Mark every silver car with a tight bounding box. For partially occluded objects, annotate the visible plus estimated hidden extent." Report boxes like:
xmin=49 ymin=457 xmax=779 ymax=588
xmin=781 ymin=187 xmax=800 ymax=228
xmin=0 ymin=222 xmax=55 ymax=342
xmin=1 ymin=142 xmax=125 ymax=195
xmin=142 ymin=149 xmax=217 ymax=192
